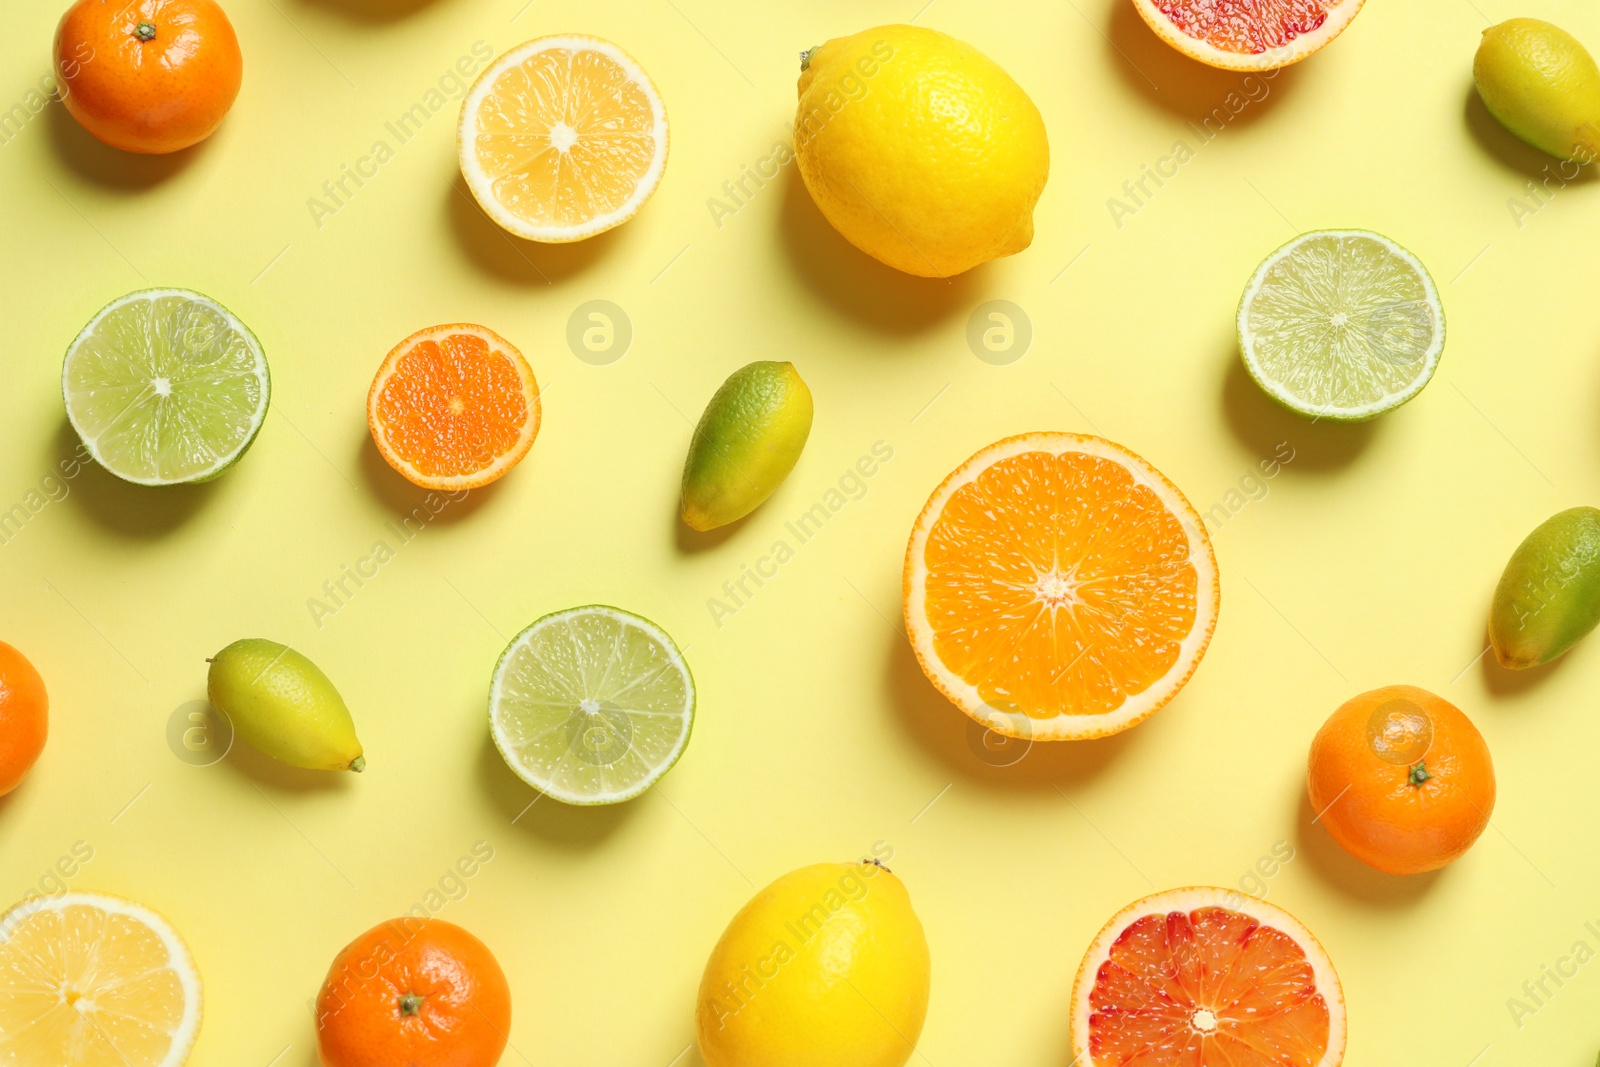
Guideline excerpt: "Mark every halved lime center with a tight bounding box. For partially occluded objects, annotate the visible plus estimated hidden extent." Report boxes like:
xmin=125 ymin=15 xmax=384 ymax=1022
xmin=64 ymin=290 xmax=269 ymax=485
xmin=1241 ymin=233 xmax=1442 ymax=416
xmin=491 ymin=607 xmax=693 ymax=804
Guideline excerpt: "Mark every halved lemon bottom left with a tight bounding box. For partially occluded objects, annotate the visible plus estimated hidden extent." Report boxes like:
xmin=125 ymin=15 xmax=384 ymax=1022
xmin=0 ymin=893 xmax=202 ymax=1066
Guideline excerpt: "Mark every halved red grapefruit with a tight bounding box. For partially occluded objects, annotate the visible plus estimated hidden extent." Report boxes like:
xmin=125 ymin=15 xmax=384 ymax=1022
xmin=1132 ymin=0 xmax=1367 ymax=70
xmin=1071 ymin=888 xmax=1345 ymax=1067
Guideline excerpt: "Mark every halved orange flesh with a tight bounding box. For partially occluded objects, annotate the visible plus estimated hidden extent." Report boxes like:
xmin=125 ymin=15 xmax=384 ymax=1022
xmin=1072 ymin=888 xmax=1345 ymax=1067
xmin=903 ymin=433 xmax=1218 ymax=740
xmin=367 ymin=324 xmax=540 ymax=491
xmin=1132 ymin=0 xmax=1367 ymax=70
xmin=458 ymin=36 xmax=669 ymax=242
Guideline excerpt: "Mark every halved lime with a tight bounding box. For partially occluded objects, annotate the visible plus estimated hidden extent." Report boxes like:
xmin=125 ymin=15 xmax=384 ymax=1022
xmin=1237 ymin=230 xmax=1445 ymax=421
xmin=489 ymin=605 xmax=695 ymax=805
xmin=63 ymin=288 xmax=270 ymax=485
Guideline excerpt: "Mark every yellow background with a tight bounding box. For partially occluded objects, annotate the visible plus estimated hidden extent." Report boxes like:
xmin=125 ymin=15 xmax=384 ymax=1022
xmin=2 ymin=0 xmax=1599 ymax=1063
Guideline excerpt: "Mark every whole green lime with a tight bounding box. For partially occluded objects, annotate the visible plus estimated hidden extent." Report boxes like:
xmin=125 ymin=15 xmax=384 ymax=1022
xmin=1490 ymin=507 xmax=1600 ymax=669
xmin=1474 ymin=19 xmax=1600 ymax=162
xmin=680 ymin=362 xmax=813 ymax=531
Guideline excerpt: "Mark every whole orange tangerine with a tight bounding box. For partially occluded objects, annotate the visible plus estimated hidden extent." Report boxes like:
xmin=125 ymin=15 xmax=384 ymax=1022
xmin=54 ymin=0 xmax=243 ymax=155
xmin=1307 ymin=685 xmax=1494 ymax=875
xmin=0 ymin=641 xmax=48 ymax=798
xmin=316 ymin=918 xmax=511 ymax=1067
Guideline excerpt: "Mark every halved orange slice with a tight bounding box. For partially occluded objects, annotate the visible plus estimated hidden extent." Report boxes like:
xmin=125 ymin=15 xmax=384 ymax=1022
xmin=1132 ymin=0 xmax=1367 ymax=70
xmin=458 ymin=36 xmax=669 ymax=242
xmin=1072 ymin=888 xmax=1345 ymax=1067
xmin=903 ymin=433 xmax=1218 ymax=740
xmin=367 ymin=324 xmax=541 ymax=491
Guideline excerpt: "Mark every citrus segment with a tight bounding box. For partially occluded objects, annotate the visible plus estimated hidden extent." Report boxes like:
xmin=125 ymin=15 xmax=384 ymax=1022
xmin=1237 ymin=230 xmax=1444 ymax=421
xmin=489 ymin=605 xmax=694 ymax=805
xmin=63 ymin=288 xmax=269 ymax=485
xmin=1071 ymin=888 xmax=1344 ymax=1067
xmin=1133 ymin=0 xmax=1366 ymax=70
xmin=904 ymin=434 xmax=1218 ymax=740
xmin=459 ymin=36 xmax=668 ymax=242
xmin=367 ymin=324 xmax=540 ymax=491
xmin=0 ymin=892 xmax=202 ymax=1067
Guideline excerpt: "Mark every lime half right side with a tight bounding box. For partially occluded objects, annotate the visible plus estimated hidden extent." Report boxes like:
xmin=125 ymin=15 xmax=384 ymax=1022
xmin=489 ymin=605 xmax=695 ymax=805
xmin=1237 ymin=230 xmax=1444 ymax=421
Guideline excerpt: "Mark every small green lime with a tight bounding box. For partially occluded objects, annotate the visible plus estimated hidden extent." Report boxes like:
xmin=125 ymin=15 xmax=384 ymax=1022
xmin=1490 ymin=507 xmax=1600 ymax=669
xmin=680 ymin=361 xmax=813 ymax=531
xmin=207 ymin=639 xmax=365 ymax=771
xmin=1474 ymin=19 xmax=1600 ymax=163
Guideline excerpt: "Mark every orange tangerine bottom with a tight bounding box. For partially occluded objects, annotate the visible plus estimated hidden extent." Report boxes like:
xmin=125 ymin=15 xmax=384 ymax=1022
xmin=367 ymin=324 xmax=541 ymax=491
xmin=1073 ymin=889 xmax=1344 ymax=1067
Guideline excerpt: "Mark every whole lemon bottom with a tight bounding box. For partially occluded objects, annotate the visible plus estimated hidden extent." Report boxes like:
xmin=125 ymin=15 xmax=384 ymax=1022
xmin=795 ymin=24 xmax=1049 ymax=278
xmin=696 ymin=861 xmax=930 ymax=1067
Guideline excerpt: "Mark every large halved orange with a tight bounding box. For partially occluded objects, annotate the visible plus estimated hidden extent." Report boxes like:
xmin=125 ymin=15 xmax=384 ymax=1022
xmin=1132 ymin=0 xmax=1366 ymax=71
xmin=1071 ymin=888 xmax=1345 ymax=1067
xmin=903 ymin=433 xmax=1218 ymax=740
xmin=367 ymin=324 xmax=540 ymax=491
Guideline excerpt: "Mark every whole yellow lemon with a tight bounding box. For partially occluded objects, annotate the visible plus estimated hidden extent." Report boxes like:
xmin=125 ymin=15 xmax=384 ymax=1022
xmin=695 ymin=861 xmax=931 ymax=1067
xmin=794 ymin=25 xmax=1049 ymax=278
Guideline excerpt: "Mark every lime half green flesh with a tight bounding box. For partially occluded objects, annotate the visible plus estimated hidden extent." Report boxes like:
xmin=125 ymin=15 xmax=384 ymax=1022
xmin=63 ymin=288 xmax=270 ymax=485
xmin=1237 ymin=230 xmax=1444 ymax=421
xmin=490 ymin=605 xmax=695 ymax=805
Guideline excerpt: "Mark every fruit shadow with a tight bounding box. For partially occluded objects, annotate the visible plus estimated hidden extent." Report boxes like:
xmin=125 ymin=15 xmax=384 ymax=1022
xmin=886 ymin=634 xmax=1142 ymax=790
xmin=355 ymin=433 xmax=501 ymax=525
xmin=1293 ymin=787 xmax=1441 ymax=906
xmin=1463 ymin=85 xmax=1600 ymax=185
xmin=46 ymin=103 xmax=205 ymax=190
xmin=222 ymin=734 xmax=359 ymax=794
xmin=1220 ymin=350 xmax=1378 ymax=472
xmin=1479 ymin=633 xmax=1576 ymax=696
xmin=475 ymin=731 xmax=638 ymax=847
xmin=1106 ymin=1 xmax=1300 ymax=124
xmin=444 ymin=178 xmax=627 ymax=287
xmin=294 ymin=0 xmax=446 ymax=23
xmin=776 ymin=167 xmax=974 ymax=337
xmin=54 ymin=419 xmax=220 ymax=537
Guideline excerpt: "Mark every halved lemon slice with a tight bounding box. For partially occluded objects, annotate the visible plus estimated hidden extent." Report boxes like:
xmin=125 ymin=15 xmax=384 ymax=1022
xmin=1071 ymin=888 xmax=1345 ymax=1067
xmin=903 ymin=433 xmax=1219 ymax=741
xmin=0 ymin=892 xmax=203 ymax=1066
xmin=1133 ymin=0 xmax=1367 ymax=70
xmin=458 ymin=36 xmax=669 ymax=242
